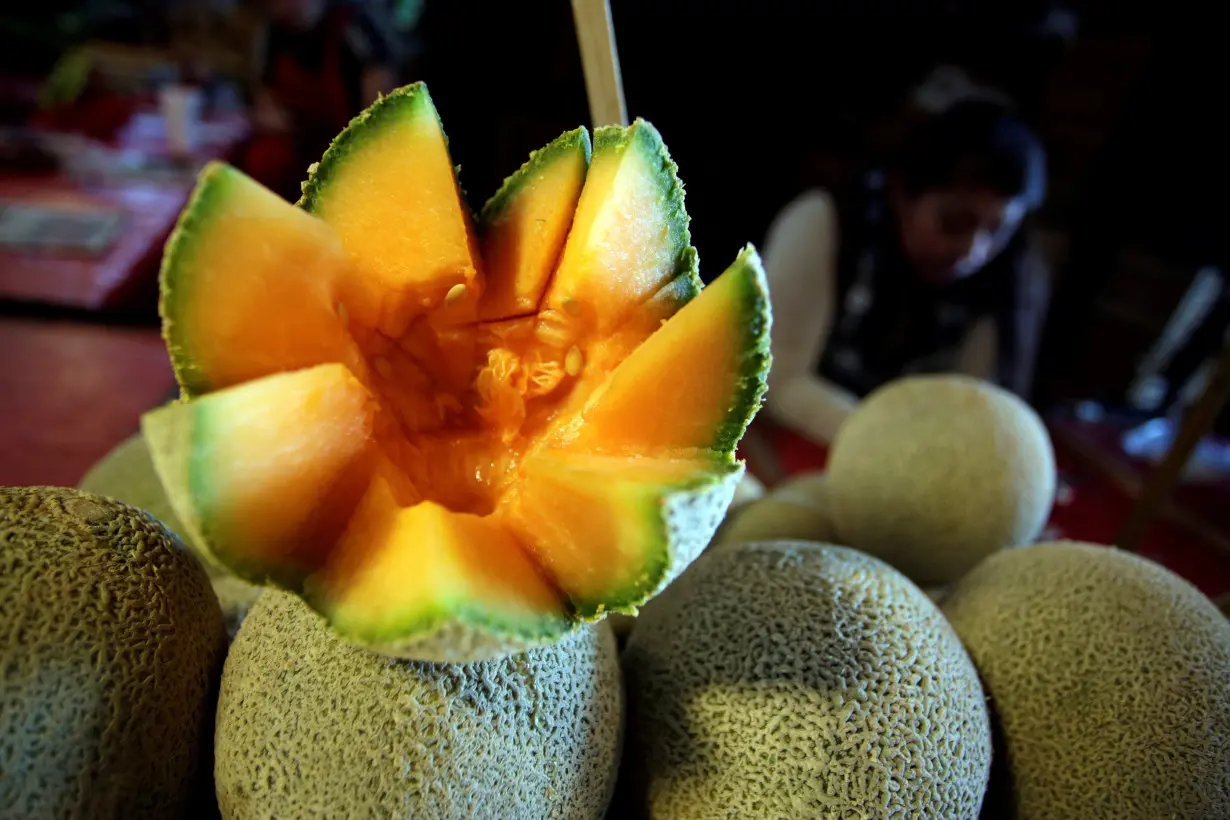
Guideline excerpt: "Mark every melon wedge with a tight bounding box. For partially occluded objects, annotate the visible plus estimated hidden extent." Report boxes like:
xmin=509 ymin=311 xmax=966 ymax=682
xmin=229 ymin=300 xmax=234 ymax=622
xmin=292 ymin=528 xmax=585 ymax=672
xmin=542 ymin=119 xmax=693 ymax=334
xmin=161 ymin=163 xmax=366 ymax=397
xmin=145 ymin=82 xmax=770 ymax=662
xmin=478 ymin=127 xmax=591 ymax=321
xmin=141 ymin=364 xmax=378 ymax=583
xmin=564 ymin=246 xmax=770 ymax=456
xmin=299 ymin=84 xmax=482 ymax=338
xmin=504 ymin=451 xmax=743 ymax=617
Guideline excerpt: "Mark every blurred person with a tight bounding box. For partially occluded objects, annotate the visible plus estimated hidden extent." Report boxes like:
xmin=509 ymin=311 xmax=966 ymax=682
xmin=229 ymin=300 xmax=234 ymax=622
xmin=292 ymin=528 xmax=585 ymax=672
xmin=242 ymin=0 xmax=398 ymax=198
xmin=761 ymin=96 xmax=1050 ymax=447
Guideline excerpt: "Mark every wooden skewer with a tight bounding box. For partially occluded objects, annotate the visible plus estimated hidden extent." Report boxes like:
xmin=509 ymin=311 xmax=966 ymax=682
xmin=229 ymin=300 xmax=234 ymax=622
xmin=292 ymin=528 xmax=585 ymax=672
xmin=570 ymin=0 xmax=629 ymax=127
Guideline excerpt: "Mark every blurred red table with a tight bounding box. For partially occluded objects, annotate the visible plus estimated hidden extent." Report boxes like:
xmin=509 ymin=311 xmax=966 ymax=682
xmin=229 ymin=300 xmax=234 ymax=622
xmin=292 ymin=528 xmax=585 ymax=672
xmin=0 ymin=176 xmax=190 ymax=311
xmin=0 ymin=318 xmax=175 ymax=487
xmin=0 ymin=109 xmax=250 ymax=311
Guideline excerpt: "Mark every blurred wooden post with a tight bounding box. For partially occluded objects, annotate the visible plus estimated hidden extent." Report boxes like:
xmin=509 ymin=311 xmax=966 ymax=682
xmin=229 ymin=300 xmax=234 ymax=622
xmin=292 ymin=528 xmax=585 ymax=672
xmin=570 ymin=0 xmax=628 ymax=127
xmin=1118 ymin=334 xmax=1230 ymax=550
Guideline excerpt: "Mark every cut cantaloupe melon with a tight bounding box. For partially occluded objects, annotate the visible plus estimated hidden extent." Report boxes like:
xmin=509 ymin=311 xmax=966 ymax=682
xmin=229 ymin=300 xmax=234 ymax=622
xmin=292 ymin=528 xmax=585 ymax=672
xmin=143 ymin=82 xmax=770 ymax=661
xmin=478 ymin=127 xmax=591 ymax=321
xmin=542 ymin=120 xmax=695 ymax=334
xmin=299 ymin=84 xmax=482 ymax=339
xmin=160 ymin=164 xmax=367 ymax=397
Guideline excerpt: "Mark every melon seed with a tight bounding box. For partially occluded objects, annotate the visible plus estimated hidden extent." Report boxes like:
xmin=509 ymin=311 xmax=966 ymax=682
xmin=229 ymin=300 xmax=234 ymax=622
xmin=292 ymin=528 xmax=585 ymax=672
xmin=565 ymin=346 xmax=584 ymax=377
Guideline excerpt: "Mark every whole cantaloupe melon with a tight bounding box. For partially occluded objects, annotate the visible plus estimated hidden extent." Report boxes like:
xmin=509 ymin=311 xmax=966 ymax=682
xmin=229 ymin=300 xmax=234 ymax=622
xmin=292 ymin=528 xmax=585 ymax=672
xmin=79 ymin=429 xmax=189 ymax=541
xmin=79 ymin=430 xmax=261 ymax=638
xmin=215 ymin=590 xmax=623 ymax=819
xmin=0 ymin=486 xmax=227 ymax=818
xmin=713 ymin=470 xmax=836 ymax=549
xmin=942 ymin=541 xmax=1230 ymax=819
xmin=621 ymin=541 xmax=992 ymax=818
xmin=827 ymin=374 xmax=1056 ymax=583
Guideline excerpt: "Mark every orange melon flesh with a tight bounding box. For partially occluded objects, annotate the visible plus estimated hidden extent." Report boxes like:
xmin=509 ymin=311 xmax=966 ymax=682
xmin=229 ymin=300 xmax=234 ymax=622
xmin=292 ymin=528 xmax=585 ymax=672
xmin=478 ymin=128 xmax=590 ymax=321
xmin=299 ymin=85 xmax=482 ymax=339
xmin=307 ymin=482 xmax=570 ymax=654
xmin=565 ymin=246 xmax=770 ymax=456
xmin=541 ymin=120 xmax=691 ymax=335
xmin=502 ymin=451 xmax=742 ymax=616
xmin=141 ymin=364 xmax=378 ymax=582
xmin=161 ymin=163 xmax=367 ymax=397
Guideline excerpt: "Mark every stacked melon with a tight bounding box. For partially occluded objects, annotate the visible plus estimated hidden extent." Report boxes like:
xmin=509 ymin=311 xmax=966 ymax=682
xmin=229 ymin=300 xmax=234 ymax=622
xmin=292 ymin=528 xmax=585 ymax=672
xmin=13 ymin=80 xmax=1229 ymax=820
xmin=628 ymin=372 xmax=1230 ymax=819
xmin=2 ymin=82 xmax=774 ymax=819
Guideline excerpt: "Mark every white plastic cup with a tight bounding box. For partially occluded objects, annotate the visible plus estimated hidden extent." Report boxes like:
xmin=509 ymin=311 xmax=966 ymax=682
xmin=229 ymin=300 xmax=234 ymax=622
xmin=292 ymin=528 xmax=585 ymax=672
xmin=159 ymin=84 xmax=204 ymax=156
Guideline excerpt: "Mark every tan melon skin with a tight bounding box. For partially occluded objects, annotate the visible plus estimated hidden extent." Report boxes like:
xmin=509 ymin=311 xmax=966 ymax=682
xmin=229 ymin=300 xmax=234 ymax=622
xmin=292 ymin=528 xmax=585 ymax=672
xmin=621 ymin=541 xmax=992 ymax=819
xmin=215 ymin=590 xmax=623 ymax=820
xmin=942 ymin=541 xmax=1230 ymax=819
xmin=0 ymin=487 xmax=227 ymax=819
xmin=713 ymin=470 xmax=836 ymax=550
xmin=79 ymin=430 xmax=261 ymax=639
xmin=827 ymin=374 xmax=1056 ymax=584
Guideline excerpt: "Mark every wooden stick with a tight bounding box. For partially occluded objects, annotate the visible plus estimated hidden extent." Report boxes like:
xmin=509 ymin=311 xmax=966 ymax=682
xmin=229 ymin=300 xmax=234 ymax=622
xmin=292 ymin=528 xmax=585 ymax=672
xmin=570 ymin=0 xmax=628 ymax=127
xmin=1118 ymin=333 xmax=1230 ymax=550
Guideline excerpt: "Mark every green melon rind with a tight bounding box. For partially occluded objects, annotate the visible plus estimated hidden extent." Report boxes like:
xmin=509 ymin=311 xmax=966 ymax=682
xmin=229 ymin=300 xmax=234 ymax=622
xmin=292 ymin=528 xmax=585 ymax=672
xmin=663 ymin=245 xmax=702 ymax=306
xmin=304 ymin=585 xmax=579 ymax=664
xmin=143 ymin=398 xmax=578 ymax=661
xmin=479 ymin=126 xmax=592 ymax=227
xmin=297 ymin=82 xmax=438 ymax=214
xmin=570 ymin=460 xmax=745 ymax=620
xmin=159 ymin=161 xmax=243 ymax=399
xmin=139 ymin=399 xmax=255 ymax=581
xmin=141 ymin=396 xmax=310 ymax=591
xmin=709 ymin=244 xmax=772 ymax=460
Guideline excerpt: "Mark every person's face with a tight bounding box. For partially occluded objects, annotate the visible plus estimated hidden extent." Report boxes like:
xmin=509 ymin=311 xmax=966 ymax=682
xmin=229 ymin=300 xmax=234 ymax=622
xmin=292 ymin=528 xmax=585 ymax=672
xmin=893 ymin=184 xmax=1026 ymax=285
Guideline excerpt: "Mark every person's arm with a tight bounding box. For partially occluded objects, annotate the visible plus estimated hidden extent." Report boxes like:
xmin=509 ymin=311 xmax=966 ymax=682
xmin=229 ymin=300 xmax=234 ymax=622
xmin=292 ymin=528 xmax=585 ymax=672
xmin=955 ymin=316 xmax=999 ymax=381
xmin=958 ymin=238 xmax=1051 ymax=395
xmin=762 ymin=190 xmax=859 ymax=446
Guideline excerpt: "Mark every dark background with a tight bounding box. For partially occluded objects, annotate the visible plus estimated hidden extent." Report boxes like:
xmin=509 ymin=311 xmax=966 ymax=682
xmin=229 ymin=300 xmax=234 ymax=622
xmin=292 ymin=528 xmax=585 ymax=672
xmin=3 ymin=0 xmax=1226 ymax=418
xmin=410 ymin=1 xmax=1226 ymax=415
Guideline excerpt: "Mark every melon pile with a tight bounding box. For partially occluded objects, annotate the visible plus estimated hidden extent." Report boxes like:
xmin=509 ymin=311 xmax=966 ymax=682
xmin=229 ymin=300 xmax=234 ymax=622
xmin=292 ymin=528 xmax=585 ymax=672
xmin=4 ymin=84 xmax=1229 ymax=820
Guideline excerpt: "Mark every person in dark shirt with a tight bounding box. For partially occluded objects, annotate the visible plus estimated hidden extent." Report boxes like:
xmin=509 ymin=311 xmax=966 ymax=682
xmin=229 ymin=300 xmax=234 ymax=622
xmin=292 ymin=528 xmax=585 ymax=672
xmin=761 ymin=95 xmax=1050 ymax=446
xmin=242 ymin=0 xmax=397 ymax=198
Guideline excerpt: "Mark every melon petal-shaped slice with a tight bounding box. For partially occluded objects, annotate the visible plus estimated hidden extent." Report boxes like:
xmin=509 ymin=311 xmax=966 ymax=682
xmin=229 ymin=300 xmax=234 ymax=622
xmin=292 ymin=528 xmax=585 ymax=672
xmin=305 ymin=482 xmax=572 ymax=662
xmin=300 ymin=84 xmax=482 ymax=337
xmin=562 ymin=245 xmax=770 ymax=457
xmin=542 ymin=119 xmax=692 ymax=334
xmin=503 ymin=451 xmax=743 ymax=618
xmin=146 ymin=83 xmax=771 ymax=662
xmin=142 ymin=364 xmax=378 ymax=584
xmin=161 ymin=163 xmax=367 ymax=397
xmin=478 ymin=127 xmax=591 ymax=321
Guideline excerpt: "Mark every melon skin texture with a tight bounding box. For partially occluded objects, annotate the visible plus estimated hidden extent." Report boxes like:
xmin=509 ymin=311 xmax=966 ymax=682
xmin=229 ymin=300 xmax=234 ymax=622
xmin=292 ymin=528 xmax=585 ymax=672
xmin=215 ymin=590 xmax=623 ymax=820
xmin=0 ymin=487 xmax=227 ymax=818
xmin=827 ymin=374 xmax=1056 ymax=584
xmin=622 ymin=540 xmax=992 ymax=818
xmin=713 ymin=470 xmax=835 ymax=550
xmin=79 ymin=429 xmax=190 ymax=542
xmin=78 ymin=429 xmax=262 ymax=638
xmin=942 ymin=541 xmax=1230 ymax=819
